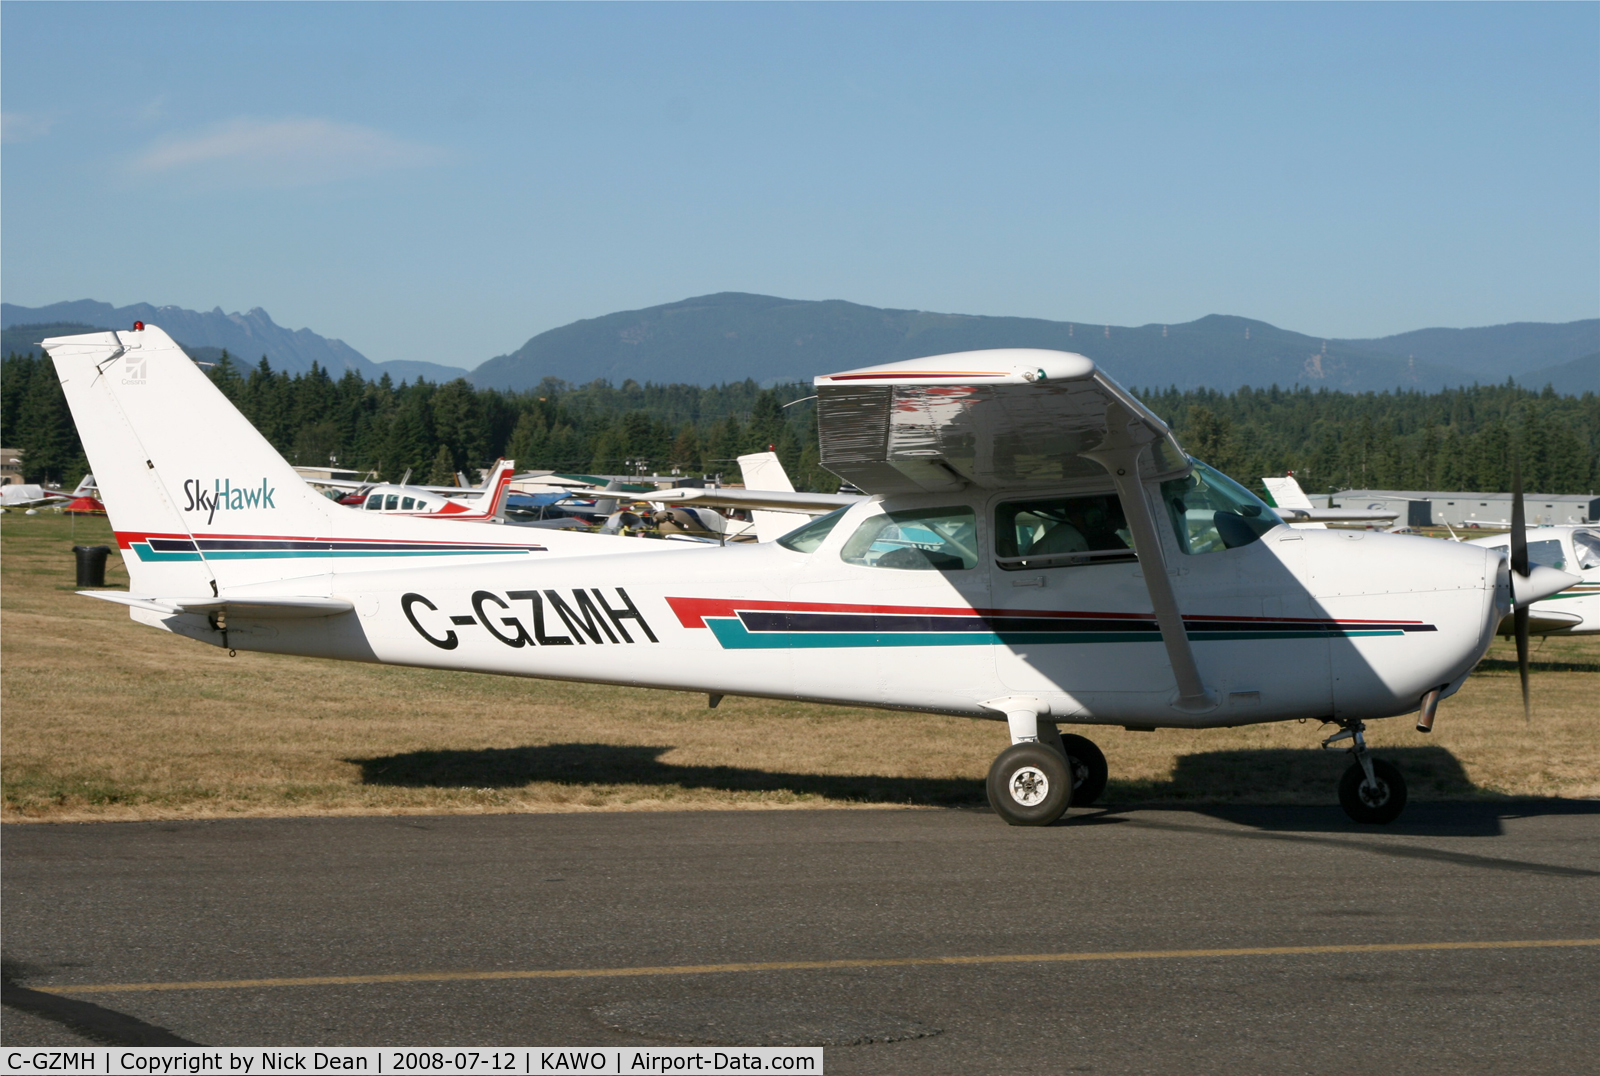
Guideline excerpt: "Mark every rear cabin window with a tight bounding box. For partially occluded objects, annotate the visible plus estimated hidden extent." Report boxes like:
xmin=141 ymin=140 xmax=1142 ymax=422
xmin=1162 ymin=459 xmax=1282 ymax=554
xmin=401 ymin=497 xmax=415 ymax=511
xmin=995 ymin=493 xmax=1135 ymax=570
xmin=840 ymin=506 xmax=977 ymax=571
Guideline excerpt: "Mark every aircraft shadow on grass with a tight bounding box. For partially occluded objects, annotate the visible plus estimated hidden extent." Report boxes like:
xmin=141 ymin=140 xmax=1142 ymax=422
xmin=350 ymin=743 xmax=986 ymax=807
xmin=349 ymin=741 xmax=1594 ymax=839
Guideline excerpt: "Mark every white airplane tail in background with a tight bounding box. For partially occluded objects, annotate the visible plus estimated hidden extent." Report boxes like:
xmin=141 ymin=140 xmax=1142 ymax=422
xmin=41 ymin=324 xmax=596 ymax=600
xmin=1262 ymin=474 xmax=1327 ymax=530
xmin=736 ymin=451 xmax=802 ymax=542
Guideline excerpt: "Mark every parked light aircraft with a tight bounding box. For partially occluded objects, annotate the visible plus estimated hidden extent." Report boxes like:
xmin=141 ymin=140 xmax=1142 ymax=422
xmin=1 ymin=474 xmax=96 ymax=510
xmin=323 ymin=460 xmax=518 ymax=521
xmin=1465 ymin=526 xmax=1600 ymax=636
xmin=1261 ymin=473 xmax=1400 ymax=529
xmin=44 ymin=325 xmax=1578 ymax=826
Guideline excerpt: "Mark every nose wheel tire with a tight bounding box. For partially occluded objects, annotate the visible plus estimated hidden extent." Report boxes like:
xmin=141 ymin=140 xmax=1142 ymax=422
xmin=987 ymin=743 xmax=1071 ymax=826
xmin=1060 ymin=734 xmax=1108 ymax=806
xmin=1338 ymin=759 xmax=1407 ymax=824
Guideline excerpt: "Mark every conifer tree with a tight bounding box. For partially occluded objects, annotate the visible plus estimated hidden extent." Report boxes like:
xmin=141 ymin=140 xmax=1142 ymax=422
xmin=426 ymin=444 xmax=456 ymax=486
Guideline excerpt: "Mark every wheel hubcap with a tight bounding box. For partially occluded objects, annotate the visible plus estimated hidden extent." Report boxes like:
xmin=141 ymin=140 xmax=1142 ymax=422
xmin=1009 ymin=766 xmax=1050 ymax=807
xmin=1069 ymin=758 xmax=1087 ymax=789
xmin=1360 ymin=779 xmax=1390 ymax=808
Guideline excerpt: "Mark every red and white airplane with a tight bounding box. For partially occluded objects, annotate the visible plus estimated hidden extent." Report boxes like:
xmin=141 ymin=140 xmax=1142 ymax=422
xmin=319 ymin=460 xmax=518 ymax=521
xmin=43 ymin=324 xmax=1576 ymax=827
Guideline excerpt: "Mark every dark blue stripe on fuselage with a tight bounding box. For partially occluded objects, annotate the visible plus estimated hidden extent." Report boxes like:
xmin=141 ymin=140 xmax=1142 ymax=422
xmin=733 ymin=610 xmax=1435 ymax=636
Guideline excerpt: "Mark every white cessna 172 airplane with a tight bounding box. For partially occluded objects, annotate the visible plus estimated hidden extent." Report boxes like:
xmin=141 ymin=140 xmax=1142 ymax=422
xmin=43 ymin=324 xmax=1578 ymax=827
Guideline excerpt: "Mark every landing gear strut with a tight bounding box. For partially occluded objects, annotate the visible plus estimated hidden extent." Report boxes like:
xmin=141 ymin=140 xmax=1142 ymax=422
xmin=1323 ymin=719 xmax=1407 ymax=824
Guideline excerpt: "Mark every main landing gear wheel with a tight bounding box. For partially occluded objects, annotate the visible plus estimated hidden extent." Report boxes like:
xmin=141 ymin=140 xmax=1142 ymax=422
xmin=986 ymin=743 xmax=1071 ymax=827
xmin=1338 ymin=759 xmax=1407 ymax=824
xmin=1060 ymin=734 xmax=1108 ymax=807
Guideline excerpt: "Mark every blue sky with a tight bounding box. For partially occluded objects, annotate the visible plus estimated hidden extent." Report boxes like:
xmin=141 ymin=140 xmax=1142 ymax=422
xmin=3 ymin=2 xmax=1596 ymax=368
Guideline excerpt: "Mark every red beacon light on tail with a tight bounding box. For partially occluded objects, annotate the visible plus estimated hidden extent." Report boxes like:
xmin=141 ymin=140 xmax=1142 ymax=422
xmin=133 ymin=321 xmax=145 ymax=331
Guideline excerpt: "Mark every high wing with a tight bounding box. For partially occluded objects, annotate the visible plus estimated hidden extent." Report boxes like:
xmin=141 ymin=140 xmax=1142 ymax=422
xmin=814 ymin=350 xmax=1188 ymax=494
xmin=649 ymin=487 xmax=863 ymax=514
xmin=815 ymin=348 xmax=1217 ymax=712
xmin=1290 ymin=507 xmax=1402 ymax=523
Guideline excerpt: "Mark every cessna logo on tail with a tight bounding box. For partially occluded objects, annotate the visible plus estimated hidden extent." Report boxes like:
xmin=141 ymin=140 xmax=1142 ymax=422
xmin=183 ymin=478 xmax=278 ymax=525
xmin=402 ymin=588 xmax=658 ymax=651
xmin=122 ymin=357 xmax=147 ymax=384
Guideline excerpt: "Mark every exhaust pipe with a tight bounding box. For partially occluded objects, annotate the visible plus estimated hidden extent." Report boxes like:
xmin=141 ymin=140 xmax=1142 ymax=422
xmin=1415 ymin=687 xmax=1444 ymax=733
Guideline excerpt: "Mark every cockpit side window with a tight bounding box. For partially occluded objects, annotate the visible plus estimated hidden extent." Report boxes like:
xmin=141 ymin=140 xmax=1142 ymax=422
xmin=1528 ymin=538 xmax=1567 ymax=571
xmin=840 ymin=506 xmax=977 ymax=570
xmin=995 ymin=493 xmax=1135 ymax=570
xmin=1162 ymin=459 xmax=1283 ymax=554
xmin=777 ymin=507 xmax=849 ymax=553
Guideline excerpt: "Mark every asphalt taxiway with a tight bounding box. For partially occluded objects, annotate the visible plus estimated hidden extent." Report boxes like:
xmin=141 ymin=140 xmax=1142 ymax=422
xmin=4 ymin=803 xmax=1598 ymax=1073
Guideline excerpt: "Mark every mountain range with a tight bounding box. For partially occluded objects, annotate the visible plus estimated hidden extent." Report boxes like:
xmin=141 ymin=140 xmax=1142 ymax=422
xmin=5 ymin=294 xmax=1596 ymax=395
xmin=0 ymin=300 xmax=468 ymax=384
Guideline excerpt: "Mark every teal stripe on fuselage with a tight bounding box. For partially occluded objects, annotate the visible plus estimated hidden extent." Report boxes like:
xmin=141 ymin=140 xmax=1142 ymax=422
xmin=708 ymin=620 xmax=1001 ymax=649
xmin=130 ymin=548 xmax=203 ymax=561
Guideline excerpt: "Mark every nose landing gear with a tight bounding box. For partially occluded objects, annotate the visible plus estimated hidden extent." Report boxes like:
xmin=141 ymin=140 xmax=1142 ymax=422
xmin=1323 ymin=719 xmax=1408 ymax=824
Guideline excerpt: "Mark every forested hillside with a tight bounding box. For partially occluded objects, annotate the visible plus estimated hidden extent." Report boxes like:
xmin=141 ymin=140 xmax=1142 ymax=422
xmin=4 ymin=349 xmax=1596 ymax=496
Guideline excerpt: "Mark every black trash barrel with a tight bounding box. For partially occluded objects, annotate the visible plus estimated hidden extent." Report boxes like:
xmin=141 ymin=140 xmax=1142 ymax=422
xmin=72 ymin=544 xmax=111 ymax=587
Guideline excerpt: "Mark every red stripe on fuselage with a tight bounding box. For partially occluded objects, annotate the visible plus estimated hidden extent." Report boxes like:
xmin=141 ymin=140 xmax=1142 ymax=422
xmin=112 ymin=530 xmax=540 ymax=551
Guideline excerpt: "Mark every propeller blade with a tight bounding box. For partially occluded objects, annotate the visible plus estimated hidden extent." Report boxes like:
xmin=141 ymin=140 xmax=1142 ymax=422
xmin=1511 ymin=461 xmax=1530 ymax=721
xmin=1515 ymin=603 xmax=1531 ymax=722
xmin=1510 ymin=462 xmax=1528 ymax=579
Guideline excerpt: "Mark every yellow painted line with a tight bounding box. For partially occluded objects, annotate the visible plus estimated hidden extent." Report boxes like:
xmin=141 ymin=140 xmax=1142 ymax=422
xmin=34 ymin=938 xmax=1600 ymax=996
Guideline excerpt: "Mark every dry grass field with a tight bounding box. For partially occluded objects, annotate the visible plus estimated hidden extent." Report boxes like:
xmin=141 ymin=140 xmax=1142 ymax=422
xmin=3 ymin=512 xmax=1595 ymax=822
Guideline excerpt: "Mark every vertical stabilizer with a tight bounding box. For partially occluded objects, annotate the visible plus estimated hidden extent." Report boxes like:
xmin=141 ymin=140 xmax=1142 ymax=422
xmin=44 ymin=325 xmax=338 ymax=594
xmin=1262 ymin=474 xmax=1327 ymax=530
xmin=44 ymin=324 xmax=612 ymax=598
xmin=737 ymin=451 xmax=802 ymax=542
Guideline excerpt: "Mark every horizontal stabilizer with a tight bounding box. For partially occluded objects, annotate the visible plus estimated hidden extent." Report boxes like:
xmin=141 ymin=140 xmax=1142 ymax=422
xmin=80 ymin=592 xmax=354 ymax=618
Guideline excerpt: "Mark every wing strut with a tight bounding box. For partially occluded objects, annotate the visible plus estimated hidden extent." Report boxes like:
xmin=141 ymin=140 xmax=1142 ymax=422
xmin=1086 ymin=404 xmax=1217 ymax=714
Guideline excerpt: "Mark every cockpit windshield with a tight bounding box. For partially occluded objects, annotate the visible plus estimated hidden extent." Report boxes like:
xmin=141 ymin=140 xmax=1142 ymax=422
xmin=1573 ymin=531 xmax=1600 ymax=572
xmin=1162 ymin=459 xmax=1283 ymax=554
xmin=776 ymin=507 xmax=849 ymax=553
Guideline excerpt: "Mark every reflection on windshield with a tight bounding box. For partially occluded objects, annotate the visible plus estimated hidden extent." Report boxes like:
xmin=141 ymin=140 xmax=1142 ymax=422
xmin=776 ymin=507 xmax=849 ymax=553
xmin=1574 ymin=531 xmax=1600 ymax=572
xmin=1162 ymin=459 xmax=1283 ymax=554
